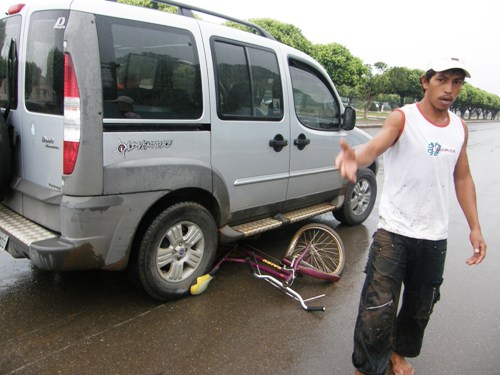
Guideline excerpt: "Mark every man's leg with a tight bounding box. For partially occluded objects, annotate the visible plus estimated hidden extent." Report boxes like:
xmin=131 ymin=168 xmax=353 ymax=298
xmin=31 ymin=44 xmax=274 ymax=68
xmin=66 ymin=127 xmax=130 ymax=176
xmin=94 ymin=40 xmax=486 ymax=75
xmin=394 ymin=238 xmax=447 ymax=360
xmin=352 ymin=229 xmax=407 ymax=375
xmin=354 ymin=353 xmax=414 ymax=375
xmin=390 ymin=352 xmax=414 ymax=375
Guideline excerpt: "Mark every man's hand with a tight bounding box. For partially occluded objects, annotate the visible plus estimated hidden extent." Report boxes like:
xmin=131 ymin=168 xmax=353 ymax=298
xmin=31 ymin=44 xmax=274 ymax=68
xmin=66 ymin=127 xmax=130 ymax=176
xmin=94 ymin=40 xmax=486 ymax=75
xmin=465 ymin=230 xmax=487 ymax=265
xmin=335 ymin=138 xmax=358 ymax=183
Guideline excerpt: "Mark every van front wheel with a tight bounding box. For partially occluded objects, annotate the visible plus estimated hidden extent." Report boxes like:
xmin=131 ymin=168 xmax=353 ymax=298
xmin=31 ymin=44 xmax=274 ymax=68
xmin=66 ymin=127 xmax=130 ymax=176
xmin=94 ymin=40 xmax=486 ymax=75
xmin=131 ymin=202 xmax=218 ymax=301
xmin=333 ymin=168 xmax=377 ymax=226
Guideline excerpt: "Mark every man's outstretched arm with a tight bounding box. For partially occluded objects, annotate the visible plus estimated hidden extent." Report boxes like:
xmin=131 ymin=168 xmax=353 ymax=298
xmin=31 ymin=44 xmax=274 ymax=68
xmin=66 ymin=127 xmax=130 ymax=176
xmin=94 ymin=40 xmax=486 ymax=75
xmin=335 ymin=110 xmax=404 ymax=183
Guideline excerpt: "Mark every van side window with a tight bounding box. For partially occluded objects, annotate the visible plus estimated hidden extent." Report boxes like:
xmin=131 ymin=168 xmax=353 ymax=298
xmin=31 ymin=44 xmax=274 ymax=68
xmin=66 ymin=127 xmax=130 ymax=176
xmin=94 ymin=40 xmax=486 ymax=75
xmin=24 ymin=11 xmax=67 ymax=115
xmin=0 ymin=15 xmax=21 ymax=110
xmin=96 ymin=16 xmax=202 ymax=121
xmin=213 ymin=40 xmax=283 ymax=120
xmin=289 ymin=59 xmax=340 ymax=130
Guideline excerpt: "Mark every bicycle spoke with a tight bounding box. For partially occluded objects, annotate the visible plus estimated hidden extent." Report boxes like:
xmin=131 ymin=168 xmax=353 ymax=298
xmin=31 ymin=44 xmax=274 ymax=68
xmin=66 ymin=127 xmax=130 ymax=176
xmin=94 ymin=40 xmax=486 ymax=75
xmin=285 ymin=223 xmax=345 ymax=278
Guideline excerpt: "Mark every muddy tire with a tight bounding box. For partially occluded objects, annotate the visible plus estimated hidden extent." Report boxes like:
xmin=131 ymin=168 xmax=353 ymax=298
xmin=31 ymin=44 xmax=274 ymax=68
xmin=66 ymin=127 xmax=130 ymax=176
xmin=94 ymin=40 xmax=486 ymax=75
xmin=334 ymin=168 xmax=377 ymax=226
xmin=129 ymin=202 xmax=218 ymax=301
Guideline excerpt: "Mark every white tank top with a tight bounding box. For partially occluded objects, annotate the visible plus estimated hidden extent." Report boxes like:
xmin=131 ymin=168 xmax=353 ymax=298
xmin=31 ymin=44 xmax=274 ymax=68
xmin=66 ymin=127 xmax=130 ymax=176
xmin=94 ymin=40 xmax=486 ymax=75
xmin=378 ymin=103 xmax=464 ymax=240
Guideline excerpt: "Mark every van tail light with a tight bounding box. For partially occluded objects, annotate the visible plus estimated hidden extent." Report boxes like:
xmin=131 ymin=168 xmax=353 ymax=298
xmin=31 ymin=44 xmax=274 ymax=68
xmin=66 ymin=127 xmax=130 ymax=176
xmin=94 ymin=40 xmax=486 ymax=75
xmin=63 ymin=53 xmax=81 ymax=175
xmin=8 ymin=4 xmax=25 ymax=15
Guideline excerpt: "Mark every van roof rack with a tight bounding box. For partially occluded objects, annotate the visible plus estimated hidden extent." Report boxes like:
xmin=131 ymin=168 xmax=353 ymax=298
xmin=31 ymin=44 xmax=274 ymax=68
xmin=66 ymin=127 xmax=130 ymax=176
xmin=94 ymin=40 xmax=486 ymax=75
xmin=107 ymin=0 xmax=275 ymax=40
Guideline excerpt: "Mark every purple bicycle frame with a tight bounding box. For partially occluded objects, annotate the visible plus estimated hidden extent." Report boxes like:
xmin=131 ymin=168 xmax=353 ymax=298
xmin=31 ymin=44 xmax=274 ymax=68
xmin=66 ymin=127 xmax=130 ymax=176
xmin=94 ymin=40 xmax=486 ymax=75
xmin=223 ymin=245 xmax=297 ymax=284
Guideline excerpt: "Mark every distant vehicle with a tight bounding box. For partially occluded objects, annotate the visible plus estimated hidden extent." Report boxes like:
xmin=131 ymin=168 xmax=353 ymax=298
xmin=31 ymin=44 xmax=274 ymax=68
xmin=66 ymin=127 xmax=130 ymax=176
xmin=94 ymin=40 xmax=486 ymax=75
xmin=0 ymin=0 xmax=377 ymax=301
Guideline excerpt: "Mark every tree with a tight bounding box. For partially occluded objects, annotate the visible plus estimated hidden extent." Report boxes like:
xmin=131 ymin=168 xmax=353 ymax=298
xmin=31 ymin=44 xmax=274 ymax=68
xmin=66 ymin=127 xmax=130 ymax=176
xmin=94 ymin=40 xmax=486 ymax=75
xmin=383 ymin=67 xmax=423 ymax=106
xmin=312 ymin=43 xmax=367 ymax=88
xmin=249 ymin=18 xmax=313 ymax=55
xmin=117 ymin=0 xmax=177 ymax=13
xmin=485 ymin=94 xmax=500 ymax=119
xmin=97 ymin=2 xmax=500 ymax=116
xmin=452 ymin=85 xmax=500 ymax=120
xmin=464 ymin=86 xmax=482 ymax=119
xmin=452 ymin=84 xmax=470 ymax=117
xmin=376 ymin=93 xmax=400 ymax=111
xmin=357 ymin=63 xmax=387 ymax=117
xmin=337 ymin=84 xmax=358 ymax=106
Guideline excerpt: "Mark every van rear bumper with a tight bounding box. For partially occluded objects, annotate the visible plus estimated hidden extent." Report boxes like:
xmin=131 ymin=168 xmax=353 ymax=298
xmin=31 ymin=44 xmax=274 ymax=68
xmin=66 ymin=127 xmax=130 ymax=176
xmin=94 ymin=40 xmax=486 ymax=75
xmin=1 ymin=191 xmax=165 ymax=271
xmin=0 ymin=204 xmax=105 ymax=270
xmin=30 ymin=236 xmax=105 ymax=271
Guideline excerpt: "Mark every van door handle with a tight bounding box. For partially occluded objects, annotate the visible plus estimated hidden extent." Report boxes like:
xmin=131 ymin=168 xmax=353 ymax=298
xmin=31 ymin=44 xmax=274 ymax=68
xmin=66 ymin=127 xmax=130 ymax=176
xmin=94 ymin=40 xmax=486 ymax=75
xmin=269 ymin=134 xmax=288 ymax=152
xmin=294 ymin=134 xmax=310 ymax=150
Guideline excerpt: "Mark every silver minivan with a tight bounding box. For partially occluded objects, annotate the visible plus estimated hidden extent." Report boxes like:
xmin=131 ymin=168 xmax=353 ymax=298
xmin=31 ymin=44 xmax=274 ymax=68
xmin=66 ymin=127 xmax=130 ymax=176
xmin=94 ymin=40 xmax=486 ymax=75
xmin=0 ymin=0 xmax=377 ymax=300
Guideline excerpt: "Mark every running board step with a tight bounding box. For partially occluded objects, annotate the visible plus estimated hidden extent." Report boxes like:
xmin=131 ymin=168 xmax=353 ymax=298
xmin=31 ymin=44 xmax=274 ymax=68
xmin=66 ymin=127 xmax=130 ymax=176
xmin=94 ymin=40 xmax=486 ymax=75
xmin=0 ymin=204 xmax=57 ymax=255
xmin=220 ymin=202 xmax=338 ymax=241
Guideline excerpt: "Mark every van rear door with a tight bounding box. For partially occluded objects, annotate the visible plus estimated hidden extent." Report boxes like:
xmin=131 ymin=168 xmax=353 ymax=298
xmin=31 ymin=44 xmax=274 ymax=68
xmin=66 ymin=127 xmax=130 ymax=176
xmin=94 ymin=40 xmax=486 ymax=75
xmin=20 ymin=10 xmax=68 ymax=194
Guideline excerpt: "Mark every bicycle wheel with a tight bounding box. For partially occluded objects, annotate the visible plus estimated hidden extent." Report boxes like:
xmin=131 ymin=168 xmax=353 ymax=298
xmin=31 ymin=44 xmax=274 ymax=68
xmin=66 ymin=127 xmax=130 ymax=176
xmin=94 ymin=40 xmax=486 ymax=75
xmin=284 ymin=223 xmax=345 ymax=280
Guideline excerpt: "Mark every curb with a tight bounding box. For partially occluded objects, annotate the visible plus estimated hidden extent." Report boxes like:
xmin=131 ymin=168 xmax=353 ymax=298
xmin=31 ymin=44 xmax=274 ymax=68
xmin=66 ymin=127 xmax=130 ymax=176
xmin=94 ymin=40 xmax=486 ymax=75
xmin=356 ymin=118 xmax=498 ymax=128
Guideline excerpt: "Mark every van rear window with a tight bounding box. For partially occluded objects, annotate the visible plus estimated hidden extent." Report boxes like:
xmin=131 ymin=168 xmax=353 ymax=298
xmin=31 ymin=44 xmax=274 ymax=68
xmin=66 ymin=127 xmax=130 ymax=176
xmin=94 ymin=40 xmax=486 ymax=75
xmin=24 ymin=11 xmax=68 ymax=115
xmin=96 ymin=16 xmax=202 ymax=121
xmin=0 ymin=15 xmax=21 ymax=109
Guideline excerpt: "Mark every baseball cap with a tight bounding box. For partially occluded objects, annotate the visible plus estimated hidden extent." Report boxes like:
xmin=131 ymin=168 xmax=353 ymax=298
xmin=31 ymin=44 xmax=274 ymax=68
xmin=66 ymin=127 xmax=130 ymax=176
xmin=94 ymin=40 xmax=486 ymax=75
xmin=426 ymin=57 xmax=471 ymax=78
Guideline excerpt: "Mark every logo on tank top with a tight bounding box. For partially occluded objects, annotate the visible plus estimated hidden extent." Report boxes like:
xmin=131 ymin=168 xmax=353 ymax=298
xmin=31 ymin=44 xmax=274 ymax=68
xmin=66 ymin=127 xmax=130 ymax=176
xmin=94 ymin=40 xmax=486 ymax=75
xmin=427 ymin=142 xmax=457 ymax=156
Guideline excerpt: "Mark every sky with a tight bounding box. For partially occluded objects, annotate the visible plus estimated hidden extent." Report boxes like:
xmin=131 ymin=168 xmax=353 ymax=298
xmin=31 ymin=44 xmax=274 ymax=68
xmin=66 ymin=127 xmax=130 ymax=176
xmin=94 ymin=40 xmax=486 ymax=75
xmin=181 ymin=0 xmax=500 ymax=97
xmin=2 ymin=0 xmax=499 ymax=96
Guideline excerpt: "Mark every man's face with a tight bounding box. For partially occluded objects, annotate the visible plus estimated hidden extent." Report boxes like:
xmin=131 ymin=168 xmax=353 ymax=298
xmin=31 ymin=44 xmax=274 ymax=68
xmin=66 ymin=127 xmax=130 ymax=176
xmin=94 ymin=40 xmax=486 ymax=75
xmin=422 ymin=70 xmax=465 ymax=111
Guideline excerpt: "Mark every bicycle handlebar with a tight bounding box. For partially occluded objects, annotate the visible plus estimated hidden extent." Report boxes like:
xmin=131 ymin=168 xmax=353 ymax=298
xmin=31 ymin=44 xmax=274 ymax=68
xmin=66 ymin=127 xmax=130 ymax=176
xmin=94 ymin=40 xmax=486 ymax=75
xmin=245 ymin=257 xmax=325 ymax=312
xmin=306 ymin=306 xmax=326 ymax=312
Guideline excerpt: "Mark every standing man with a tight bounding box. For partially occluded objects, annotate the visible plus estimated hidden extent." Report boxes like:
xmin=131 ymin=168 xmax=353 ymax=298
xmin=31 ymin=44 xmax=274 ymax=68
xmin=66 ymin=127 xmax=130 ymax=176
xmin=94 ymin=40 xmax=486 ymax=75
xmin=335 ymin=57 xmax=487 ymax=375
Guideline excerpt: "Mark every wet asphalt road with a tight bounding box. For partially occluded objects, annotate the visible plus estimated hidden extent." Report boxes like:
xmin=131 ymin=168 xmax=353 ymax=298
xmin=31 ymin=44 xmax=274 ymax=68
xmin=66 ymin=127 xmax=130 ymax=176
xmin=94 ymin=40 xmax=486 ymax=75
xmin=1 ymin=122 xmax=499 ymax=375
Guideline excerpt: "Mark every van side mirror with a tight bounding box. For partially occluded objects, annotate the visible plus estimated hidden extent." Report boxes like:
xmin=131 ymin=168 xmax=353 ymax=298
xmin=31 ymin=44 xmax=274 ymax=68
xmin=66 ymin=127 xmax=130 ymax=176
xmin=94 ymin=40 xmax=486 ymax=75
xmin=341 ymin=106 xmax=356 ymax=131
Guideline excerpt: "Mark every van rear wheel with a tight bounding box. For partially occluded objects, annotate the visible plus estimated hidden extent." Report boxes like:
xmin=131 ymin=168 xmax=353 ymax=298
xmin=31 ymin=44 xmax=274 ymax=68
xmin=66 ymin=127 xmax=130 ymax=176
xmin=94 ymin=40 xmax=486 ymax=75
xmin=130 ymin=202 xmax=218 ymax=301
